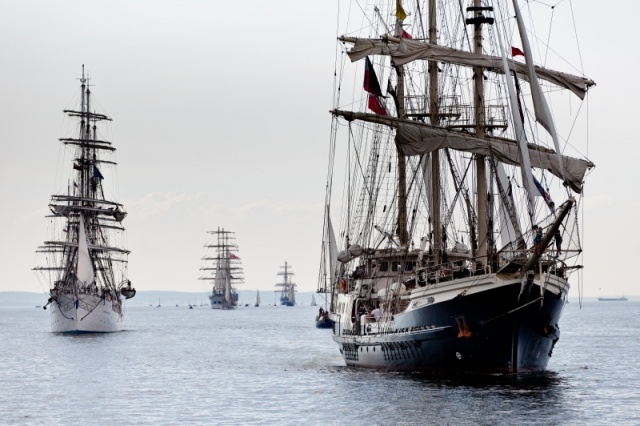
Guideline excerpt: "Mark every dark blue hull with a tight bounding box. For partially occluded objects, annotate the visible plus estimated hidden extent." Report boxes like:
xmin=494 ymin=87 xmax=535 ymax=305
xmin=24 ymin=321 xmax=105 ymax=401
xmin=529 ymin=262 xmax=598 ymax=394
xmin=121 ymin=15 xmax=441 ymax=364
xmin=334 ymin=282 xmax=565 ymax=374
xmin=316 ymin=318 xmax=334 ymax=329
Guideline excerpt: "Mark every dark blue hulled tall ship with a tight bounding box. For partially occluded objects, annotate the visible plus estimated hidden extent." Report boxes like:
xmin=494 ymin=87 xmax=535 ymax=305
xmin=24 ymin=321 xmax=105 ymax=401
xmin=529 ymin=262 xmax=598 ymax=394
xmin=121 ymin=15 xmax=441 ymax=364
xmin=318 ymin=0 xmax=595 ymax=373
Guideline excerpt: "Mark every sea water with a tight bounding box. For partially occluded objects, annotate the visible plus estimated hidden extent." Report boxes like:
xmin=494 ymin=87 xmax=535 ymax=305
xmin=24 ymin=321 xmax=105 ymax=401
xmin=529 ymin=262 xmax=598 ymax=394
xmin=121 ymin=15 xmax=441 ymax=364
xmin=0 ymin=301 xmax=638 ymax=425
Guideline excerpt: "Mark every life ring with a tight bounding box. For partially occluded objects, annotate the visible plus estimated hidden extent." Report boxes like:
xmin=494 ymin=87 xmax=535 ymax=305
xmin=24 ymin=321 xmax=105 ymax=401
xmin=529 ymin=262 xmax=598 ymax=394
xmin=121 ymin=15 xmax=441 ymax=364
xmin=340 ymin=278 xmax=346 ymax=293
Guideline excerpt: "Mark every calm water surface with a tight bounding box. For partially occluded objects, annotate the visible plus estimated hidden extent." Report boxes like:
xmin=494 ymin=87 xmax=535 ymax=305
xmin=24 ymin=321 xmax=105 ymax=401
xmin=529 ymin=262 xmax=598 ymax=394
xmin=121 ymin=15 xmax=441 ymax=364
xmin=0 ymin=300 xmax=638 ymax=425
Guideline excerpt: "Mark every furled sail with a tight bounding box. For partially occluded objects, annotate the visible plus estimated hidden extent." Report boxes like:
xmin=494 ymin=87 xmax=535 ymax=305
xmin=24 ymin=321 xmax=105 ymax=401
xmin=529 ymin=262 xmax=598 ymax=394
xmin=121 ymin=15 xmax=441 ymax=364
xmin=341 ymin=37 xmax=594 ymax=99
xmin=395 ymin=122 xmax=590 ymax=193
xmin=76 ymin=215 xmax=95 ymax=286
xmin=331 ymin=110 xmax=593 ymax=193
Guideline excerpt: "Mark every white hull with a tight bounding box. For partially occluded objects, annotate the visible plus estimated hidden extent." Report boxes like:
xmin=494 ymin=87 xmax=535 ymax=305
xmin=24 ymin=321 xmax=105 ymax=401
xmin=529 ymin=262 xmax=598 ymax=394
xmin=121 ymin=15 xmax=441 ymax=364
xmin=50 ymin=293 xmax=123 ymax=333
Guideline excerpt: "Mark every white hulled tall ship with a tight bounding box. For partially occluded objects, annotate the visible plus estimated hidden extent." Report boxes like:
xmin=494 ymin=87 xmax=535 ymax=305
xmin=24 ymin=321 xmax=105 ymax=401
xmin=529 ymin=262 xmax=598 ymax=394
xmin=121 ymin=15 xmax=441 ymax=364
xmin=318 ymin=1 xmax=595 ymax=373
xmin=200 ymin=228 xmax=243 ymax=310
xmin=274 ymin=262 xmax=296 ymax=306
xmin=35 ymin=66 xmax=135 ymax=333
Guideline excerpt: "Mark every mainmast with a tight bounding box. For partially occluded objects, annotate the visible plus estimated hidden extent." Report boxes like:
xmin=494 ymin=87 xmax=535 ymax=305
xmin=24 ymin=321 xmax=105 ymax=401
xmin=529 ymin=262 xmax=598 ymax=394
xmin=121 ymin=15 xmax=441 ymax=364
xmin=428 ymin=0 xmax=441 ymax=263
xmin=467 ymin=3 xmax=494 ymax=270
xmin=396 ymin=61 xmax=409 ymax=248
xmin=80 ymin=66 xmax=88 ymax=200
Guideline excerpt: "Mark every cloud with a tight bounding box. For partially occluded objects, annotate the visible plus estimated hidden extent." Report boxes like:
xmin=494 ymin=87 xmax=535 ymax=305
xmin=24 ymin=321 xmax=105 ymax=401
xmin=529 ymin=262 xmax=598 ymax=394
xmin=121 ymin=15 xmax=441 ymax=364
xmin=125 ymin=192 xmax=322 ymax=222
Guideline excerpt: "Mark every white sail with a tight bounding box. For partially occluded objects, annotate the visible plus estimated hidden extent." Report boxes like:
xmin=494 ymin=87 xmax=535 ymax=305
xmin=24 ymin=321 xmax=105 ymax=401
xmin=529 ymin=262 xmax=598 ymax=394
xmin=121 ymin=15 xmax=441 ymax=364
xmin=256 ymin=290 xmax=261 ymax=305
xmin=328 ymin=215 xmax=339 ymax=287
xmin=495 ymin=15 xmax=536 ymax=219
xmin=511 ymin=0 xmax=565 ymax=182
xmin=76 ymin=214 xmax=95 ymax=286
xmin=289 ymin=285 xmax=295 ymax=304
xmin=311 ymin=294 xmax=317 ymax=306
xmin=496 ymin=162 xmax=521 ymax=248
xmin=224 ymin=262 xmax=231 ymax=303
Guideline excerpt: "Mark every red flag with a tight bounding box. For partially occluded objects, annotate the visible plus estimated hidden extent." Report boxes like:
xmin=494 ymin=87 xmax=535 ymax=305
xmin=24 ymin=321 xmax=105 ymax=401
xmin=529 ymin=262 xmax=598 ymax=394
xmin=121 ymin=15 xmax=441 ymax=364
xmin=401 ymin=30 xmax=412 ymax=40
xmin=229 ymin=253 xmax=239 ymax=259
xmin=364 ymin=57 xmax=384 ymax=97
xmin=368 ymin=93 xmax=388 ymax=116
xmin=511 ymin=46 xmax=525 ymax=57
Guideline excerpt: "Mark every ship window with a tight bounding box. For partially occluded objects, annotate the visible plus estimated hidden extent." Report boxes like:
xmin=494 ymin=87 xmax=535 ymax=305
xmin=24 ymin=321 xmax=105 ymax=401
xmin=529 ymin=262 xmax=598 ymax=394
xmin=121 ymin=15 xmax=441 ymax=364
xmin=405 ymin=261 xmax=415 ymax=271
xmin=379 ymin=262 xmax=389 ymax=272
xmin=393 ymin=262 xmax=402 ymax=271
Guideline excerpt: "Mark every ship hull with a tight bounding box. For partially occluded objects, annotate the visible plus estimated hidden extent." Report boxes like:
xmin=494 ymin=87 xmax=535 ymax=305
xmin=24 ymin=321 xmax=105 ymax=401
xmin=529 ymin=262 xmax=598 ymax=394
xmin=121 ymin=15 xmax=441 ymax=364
xmin=332 ymin=275 xmax=567 ymax=374
xmin=50 ymin=293 xmax=123 ymax=333
xmin=316 ymin=318 xmax=335 ymax=329
xmin=209 ymin=294 xmax=236 ymax=310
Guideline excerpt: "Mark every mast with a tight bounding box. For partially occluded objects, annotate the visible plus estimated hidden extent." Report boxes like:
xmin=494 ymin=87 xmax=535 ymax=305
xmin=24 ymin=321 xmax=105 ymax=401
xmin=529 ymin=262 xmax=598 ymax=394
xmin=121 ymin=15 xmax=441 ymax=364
xmin=467 ymin=2 xmax=494 ymax=270
xmin=396 ymin=67 xmax=408 ymax=248
xmin=428 ymin=0 xmax=441 ymax=263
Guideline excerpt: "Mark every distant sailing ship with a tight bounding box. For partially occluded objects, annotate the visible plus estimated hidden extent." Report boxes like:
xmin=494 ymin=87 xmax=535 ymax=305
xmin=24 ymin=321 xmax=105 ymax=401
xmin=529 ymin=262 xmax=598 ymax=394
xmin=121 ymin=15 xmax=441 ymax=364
xmin=255 ymin=290 xmax=261 ymax=307
xmin=200 ymin=228 xmax=243 ymax=310
xmin=310 ymin=294 xmax=317 ymax=307
xmin=275 ymin=262 xmax=296 ymax=306
xmin=35 ymin=66 xmax=135 ymax=333
xmin=598 ymin=296 xmax=628 ymax=302
xmin=318 ymin=1 xmax=595 ymax=373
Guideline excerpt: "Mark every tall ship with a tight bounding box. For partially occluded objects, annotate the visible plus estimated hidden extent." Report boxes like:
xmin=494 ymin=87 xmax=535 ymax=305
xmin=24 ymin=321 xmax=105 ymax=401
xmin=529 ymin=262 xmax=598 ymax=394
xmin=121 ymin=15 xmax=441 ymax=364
xmin=275 ymin=262 xmax=296 ymax=306
xmin=200 ymin=228 xmax=243 ymax=310
xmin=35 ymin=66 xmax=135 ymax=333
xmin=318 ymin=1 xmax=595 ymax=373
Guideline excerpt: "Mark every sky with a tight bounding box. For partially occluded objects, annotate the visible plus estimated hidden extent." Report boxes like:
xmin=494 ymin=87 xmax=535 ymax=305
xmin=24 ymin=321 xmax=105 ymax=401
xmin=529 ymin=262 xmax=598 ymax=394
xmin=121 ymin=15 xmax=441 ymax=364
xmin=0 ymin=0 xmax=638 ymax=298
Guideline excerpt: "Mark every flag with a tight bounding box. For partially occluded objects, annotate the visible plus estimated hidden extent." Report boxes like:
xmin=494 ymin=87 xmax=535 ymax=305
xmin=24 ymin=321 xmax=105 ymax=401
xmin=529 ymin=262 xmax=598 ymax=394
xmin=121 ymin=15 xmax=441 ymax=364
xmin=387 ymin=78 xmax=399 ymax=111
xmin=229 ymin=253 xmax=239 ymax=259
xmin=394 ymin=20 xmax=412 ymax=39
xmin=93 ymin=165 xmax=104 ymax=180
xmin=396 ymin=0 xmax=407 ymax=20
xmin=533 ymin=176 xmax=555 ymax=212
xmin=511 ymin=46 xmax=525 ymax=57
xmin=364 ymin=57 xmax=384 ymax=97
xmin=368 ymin=93 xmax=388 ymax=116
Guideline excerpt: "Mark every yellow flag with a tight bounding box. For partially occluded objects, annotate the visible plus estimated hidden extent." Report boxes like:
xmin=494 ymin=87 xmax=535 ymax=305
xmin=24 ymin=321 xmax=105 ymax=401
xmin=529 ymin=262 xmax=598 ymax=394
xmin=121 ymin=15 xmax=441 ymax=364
xmin=396 ymin=0 xmax=407 ymax=20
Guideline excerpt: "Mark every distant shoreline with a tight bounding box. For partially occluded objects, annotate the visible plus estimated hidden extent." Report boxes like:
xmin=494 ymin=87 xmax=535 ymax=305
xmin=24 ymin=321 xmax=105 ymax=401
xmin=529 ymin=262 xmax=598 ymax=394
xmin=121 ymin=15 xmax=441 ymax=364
xmin=0 ymin=290 xmax=332 ymax=307
xmin=0 ymin=291 xmax=632 ymax=308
